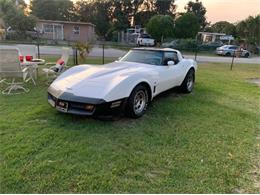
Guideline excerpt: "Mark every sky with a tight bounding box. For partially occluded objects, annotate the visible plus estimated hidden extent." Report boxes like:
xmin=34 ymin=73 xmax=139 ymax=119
xmin=175 ymin=0 xmax=260 ymax=23
xmin=24 ymin=0 xmax=260 ymax=24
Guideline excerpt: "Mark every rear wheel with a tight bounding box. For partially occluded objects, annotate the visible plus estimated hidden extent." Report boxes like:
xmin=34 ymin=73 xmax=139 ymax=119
xmin=244 ymin=53 xmax=249 ymax=58
xmin=225 ymin=52 xmax=231 ymax=57
xmin=180 ymin=69 xmax=195 ymax=93
xmin=126 ymin=85 xmax=149 ymax=118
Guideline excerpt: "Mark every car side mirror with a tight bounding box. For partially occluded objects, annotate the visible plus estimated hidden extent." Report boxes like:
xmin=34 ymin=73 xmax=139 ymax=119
xmin=167 ymin=61 xmax=175 ymax=66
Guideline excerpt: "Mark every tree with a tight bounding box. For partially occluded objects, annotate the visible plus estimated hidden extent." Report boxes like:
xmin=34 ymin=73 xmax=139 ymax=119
xmin=174 ymin=12 xmax=200 ymax=39
xmin=0 ymin=0 xmax=16 ymax=13
xmin=111 ymin=0 xmax=131 ymax=30
xmin=130 ymin=0 xmax=145 ymax=25
xmin=146 ymin=15 xmax=174 ymax=42
xmin=0 ymin=0 xmax=26 ymax=9
xmin=236 ymin=15 xmax=260 ymax=45
xmin=154 ymin=0 xmax=176 ymax=16
xmin=30 ymin=0 xmax=75 ymax=21
xmin=74 ymin=0 xmax=177 ymax=40
xmin=0 ymin=0 xmax=36 ymax=38
xmin=134 ymin=11 xmax=157 ymax=27
xmin=75 ymin=0 xmax=177 ymax=40
xmin=185 ymin=0 xmax=207 ymax=30
xmin=89 ymin=1 xmax=112 ymax=39
xmin=76 ymin=0 xmax=112 ymax=39
xmin=4 ymin=9 xmax=36 ymax=33
xmin=110 ymin=0 xmax=146 ymax=30
xmin=133 ymin=0 xmax=177 ymax=27
xmin=76 ymin=0 xmax=146 ymax=39
xmin=211 ymin=21 xmax=236 ymax=36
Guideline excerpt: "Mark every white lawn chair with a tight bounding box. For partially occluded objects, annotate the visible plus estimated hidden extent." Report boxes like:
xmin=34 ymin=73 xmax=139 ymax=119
xmin=42 ymin=47 xmax=70 ymax=82
xmin=0 ymin=48 xmax=30 ymax=95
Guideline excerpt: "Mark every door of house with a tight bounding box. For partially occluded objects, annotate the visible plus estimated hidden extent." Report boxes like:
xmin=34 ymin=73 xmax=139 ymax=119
xmin=53 ymin=25 xmax=63 ymax=40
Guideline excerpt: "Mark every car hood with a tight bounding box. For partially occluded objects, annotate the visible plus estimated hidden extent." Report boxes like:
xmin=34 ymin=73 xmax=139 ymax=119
xmin=49 ymin=61 xmax=154 ymax=100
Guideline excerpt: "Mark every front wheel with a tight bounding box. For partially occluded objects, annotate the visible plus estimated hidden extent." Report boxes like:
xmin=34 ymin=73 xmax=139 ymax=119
xmin=180 ymin=69 xmax=195 ymax=93
xmin=125 ymin=85 xmax=149 ymax=118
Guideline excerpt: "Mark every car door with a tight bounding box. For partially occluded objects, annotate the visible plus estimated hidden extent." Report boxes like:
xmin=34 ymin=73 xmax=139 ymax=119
xmin=155 ymin=52 xmax=184 ymax=94
xmin=229 ymin=46 xmax=238 ymax=55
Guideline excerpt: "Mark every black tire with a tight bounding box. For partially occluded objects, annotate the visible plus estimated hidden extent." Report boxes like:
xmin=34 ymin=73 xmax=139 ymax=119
xmin=125 ymin=85 xmax=149 ymax=118
xmin=180 ymin=69 xmax=195 ymax=93
xmin=225 ymin=52 xmax=231 ymax=57
xmin=244 ymin=53 xmax=249 ymax=58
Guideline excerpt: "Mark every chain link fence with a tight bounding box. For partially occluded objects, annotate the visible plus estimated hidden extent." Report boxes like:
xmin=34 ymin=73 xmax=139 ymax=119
xmin=0 ymin=38 xmax=257 ymax=70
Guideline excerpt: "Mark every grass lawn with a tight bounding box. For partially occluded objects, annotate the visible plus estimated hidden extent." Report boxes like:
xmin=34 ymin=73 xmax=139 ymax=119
xmin=0 ymin=59 xmax=259 ymax=193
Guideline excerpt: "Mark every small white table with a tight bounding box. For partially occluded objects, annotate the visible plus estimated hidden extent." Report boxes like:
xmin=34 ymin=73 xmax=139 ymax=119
xmin=31 ymin=59 xmax=45 ymax=65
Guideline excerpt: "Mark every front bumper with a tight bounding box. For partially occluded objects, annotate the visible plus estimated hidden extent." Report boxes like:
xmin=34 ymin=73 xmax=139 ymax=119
xmin=47 ymin=91 xmax=127 ymax=116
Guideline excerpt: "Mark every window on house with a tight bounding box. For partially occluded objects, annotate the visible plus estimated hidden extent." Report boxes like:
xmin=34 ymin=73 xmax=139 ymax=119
xmin=73 ymin=26 xmax=80 ymax=35
xmin=43 ymin=24 xmax=53 ymax=33
xmin=205 ymin=35 xmax=212 ymax=42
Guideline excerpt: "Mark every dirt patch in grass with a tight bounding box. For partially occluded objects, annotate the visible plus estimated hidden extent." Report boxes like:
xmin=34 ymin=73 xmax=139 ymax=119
xmin=247 ymin=78 xmax=260 ymax=86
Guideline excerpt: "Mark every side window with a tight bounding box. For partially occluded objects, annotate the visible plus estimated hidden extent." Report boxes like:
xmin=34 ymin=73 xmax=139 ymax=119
xmin=43 ymin=24 xmax=53 ymax=33
xmin=230 ymin=46 xmax=238 ymax=50
xmin=73 ymin=26 xmax=80 ymax=35
xmin=163 ymin=52 xmax=179 ymax=65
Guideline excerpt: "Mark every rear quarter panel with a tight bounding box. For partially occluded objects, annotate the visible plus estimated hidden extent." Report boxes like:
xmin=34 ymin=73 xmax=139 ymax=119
xmin=177 ymin=58 xmax=197 ymax=85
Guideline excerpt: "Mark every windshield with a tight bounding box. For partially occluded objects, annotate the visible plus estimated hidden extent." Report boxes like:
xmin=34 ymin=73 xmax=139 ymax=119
xmin=120 ymin=50 xmax=163 ymax=65
xmin=141 ymin=34 xmax=151 ymax=38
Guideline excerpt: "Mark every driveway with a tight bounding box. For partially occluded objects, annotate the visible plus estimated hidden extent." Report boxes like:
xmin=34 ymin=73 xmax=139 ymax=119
xmin=1 ymin=44 xmax=259 ymax=64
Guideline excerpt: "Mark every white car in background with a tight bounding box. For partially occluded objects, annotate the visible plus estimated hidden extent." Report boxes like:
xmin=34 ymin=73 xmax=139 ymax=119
xmin=137 ymin=34 xmax=155 ymax=46
xmin=48 ymin=48 xmax=197 ymax=118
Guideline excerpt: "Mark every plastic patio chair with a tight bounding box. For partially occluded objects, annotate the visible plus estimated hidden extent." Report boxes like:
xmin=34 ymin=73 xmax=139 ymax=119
xmin=42 ymin=47 xmax=70 ymax=82
xmin=0 ymin=48 xmax=30 ymax=95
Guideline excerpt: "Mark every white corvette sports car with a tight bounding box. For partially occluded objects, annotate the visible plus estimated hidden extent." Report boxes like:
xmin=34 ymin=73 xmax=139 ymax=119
xmin=48 ymin=48 xmax=197 ymax=118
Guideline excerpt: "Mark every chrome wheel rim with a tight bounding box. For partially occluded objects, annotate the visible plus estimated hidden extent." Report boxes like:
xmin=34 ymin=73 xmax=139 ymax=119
xmin=187 ymin=74 xmax=194 ymax=91
xmin=134 ymin=90 xmax=147 ymax=114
